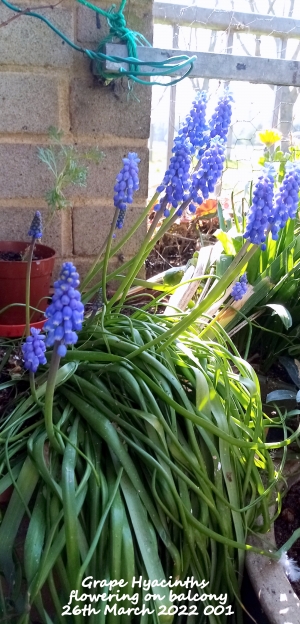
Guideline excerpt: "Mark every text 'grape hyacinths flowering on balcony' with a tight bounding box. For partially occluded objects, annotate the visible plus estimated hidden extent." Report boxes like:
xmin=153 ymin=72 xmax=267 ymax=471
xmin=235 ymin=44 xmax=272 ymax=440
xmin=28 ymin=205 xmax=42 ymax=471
xmin=44 ymin=262 xmax=84 ymax=357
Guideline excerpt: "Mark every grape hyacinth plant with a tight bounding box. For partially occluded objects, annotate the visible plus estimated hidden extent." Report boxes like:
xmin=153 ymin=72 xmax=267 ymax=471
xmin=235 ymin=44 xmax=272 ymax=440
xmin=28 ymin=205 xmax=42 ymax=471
xmin=244 ymin=163 xmax=300 ymax=249
xmin=3 ymin=93 xmax=300 ymax=624
xmin=209 ymin=92 xmax=233 ymax=142
xmin=270 ymin=163 xmax=300 ymax=240
xmin=44 ymin=262 xmax=84 ymax=357
xmin=231 ymin=273 xmax=248 ymax=301
xmin=191 ymin=139 xmax=226 ymax=202
xmin=154 ymin=90 xmax=233 ymax=221
xmin=243 ymin=167 xmax=275 ymax=249
xmin=81 ymin=89 xmax=234 ymax=295
xmin=22 ymin=327 xmax=47 ymax=373
xmin=80 ymin=152 xmax=140 ymax=293
xmin=178 ymin=91 xmax=208 ymax=156
xmin=114 ymin=152 xmax=140 ymax=229
xmin=155 ymin=136 xmax=194 ymax=217
xmin=25 ymin=211 xmax=44 ymax=338
xmin=28 ymin=210 xmax=43 ymax=240
xmin=43 ymin=261 xmax=84 ymax=451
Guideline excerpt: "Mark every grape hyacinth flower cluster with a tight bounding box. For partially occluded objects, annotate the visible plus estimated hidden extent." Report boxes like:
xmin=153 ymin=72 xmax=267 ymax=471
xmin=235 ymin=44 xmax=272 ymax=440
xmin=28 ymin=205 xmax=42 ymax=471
xmin=114 ymin=152 xmax=140 ymax=229
xmin=154 ymin=90 xmax=234 ymax=219
xmin=22 ymin=327 xmax=47 ymax=372
xmin=44 ymin=262 xmax=84 ymax=357
xmin=244 ymin=167 xmax=275 ymax=249
xmin=209 ymin=92 xmax=233 ymax=142
xmin=178 ymin=91 xmax=208 ymax=155
xmin=270 ymin=163 xmax=300 ymax=240
xmin=155 ymin=136 xmax=193 ymax=217
xmin=231 ymin=273 xmax=248 ymax=301
xmin=28 ymin=210 xmax=43 ymax=239
xmin=191 ymin=140 xmax=226 ymax=201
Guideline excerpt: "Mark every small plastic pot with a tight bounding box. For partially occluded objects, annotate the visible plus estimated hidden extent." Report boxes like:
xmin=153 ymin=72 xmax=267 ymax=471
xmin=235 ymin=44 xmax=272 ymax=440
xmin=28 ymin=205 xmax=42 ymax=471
xmin=0 ymin=241 xmax=55 ymax=330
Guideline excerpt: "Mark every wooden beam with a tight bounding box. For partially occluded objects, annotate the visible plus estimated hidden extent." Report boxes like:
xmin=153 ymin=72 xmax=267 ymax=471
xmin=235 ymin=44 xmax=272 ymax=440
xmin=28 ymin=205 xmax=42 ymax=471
xmin=99 ymin=44 xmax=300 ymax=87
xmin=153 ymin=2 xmax=300 ymax=40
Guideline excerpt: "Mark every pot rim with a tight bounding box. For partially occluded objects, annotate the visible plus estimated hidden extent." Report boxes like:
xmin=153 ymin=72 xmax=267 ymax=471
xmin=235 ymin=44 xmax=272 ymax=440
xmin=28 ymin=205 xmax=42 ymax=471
xmin=0 ymin=241 xmax=55 ymax=261
xmin=0 ymin=318 xmax=45 ymax=338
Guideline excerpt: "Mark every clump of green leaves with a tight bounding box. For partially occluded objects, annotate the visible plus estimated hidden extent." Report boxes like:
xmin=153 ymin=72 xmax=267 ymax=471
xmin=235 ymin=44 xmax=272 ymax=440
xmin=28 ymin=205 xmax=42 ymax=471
xmin=38 ymin=127 xmax=105 ymax=213
xmin=258 ymin=144 xmax=300 ymax=183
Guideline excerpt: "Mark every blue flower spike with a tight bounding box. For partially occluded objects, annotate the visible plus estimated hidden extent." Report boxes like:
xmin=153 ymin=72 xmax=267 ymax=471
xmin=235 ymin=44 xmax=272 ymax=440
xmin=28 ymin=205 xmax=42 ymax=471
xmin=231 ymin=273 xmax=248 ymax=301
xmin=155 ymin=91 xmax=233 ymax=220
xmin=22 ymin=327 xmax=47 ymax=373
xmin=270 ymin=162 xmax=300 ymax=240
xmin=178 ymin=91 xmax=208 ymax=156
xmin=244 ymin=166 xmax=275 ymax=249
xmin=114 ymin=152 xmax=140 ymax=229
xmin=28 ymin=210 xmax=43 ymax=239
xmin=209 ymin=92 xmax=233 ymax=143
xmin=44 ymin=262 xmax=84 ymax=357
xmin=191 ymin=139 xmax=225 ymax=202
xmin=156 ymin=137 xmax=193 ymax=215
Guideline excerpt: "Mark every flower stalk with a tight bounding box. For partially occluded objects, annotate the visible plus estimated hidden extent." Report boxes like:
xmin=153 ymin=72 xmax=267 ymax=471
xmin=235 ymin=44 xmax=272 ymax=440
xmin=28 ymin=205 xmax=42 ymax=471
xmin=44 ymin=342 xmax=64 ymax=452
xmin=25 ymin=239 xmax=35 ymax=338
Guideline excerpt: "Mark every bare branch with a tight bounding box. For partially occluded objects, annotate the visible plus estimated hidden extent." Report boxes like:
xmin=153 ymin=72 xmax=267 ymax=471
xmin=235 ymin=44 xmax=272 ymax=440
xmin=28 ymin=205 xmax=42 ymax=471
xmin=0 ymin=0 xmax=65 ymax=30
xmin=236 ymin=33 xmax=252 ymax=56
xmin=248 ymin=0 xmax=259 ymax=11
xmin=255 ymin=36 xmax=261 ymax=57
xmin=267 ymin=0 xmax=276 ymax=15
xmin=292 ymin=40 xmax=300 ymax=61
xmin=289 ymin=0 xmax=295 ymax=18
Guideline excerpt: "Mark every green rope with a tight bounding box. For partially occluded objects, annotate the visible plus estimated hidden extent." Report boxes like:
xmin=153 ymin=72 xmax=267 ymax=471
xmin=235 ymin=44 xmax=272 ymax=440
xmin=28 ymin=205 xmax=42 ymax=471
xmin=1 ymin=0 xmax=196 ymax=87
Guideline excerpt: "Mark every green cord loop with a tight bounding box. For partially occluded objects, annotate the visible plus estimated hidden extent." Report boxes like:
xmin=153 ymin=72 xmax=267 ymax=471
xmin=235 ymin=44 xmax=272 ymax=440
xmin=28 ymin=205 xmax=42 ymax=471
xmin=1 ymin=0 xmax=196 ymax=87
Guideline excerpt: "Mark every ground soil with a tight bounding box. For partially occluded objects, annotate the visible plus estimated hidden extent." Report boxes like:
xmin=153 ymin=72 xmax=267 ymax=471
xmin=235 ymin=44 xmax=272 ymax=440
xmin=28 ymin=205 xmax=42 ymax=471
xmin=275 ymin=481 xmax=300 ymax=599
xmin=0 ymin=346 xmax=23 ymax=421
xmin=146 ymin=215 xmax=218 ymax=278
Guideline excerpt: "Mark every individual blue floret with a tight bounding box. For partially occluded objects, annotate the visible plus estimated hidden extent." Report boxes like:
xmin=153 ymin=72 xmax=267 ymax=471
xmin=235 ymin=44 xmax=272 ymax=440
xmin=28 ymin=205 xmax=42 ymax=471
xmin=22 ymin=327 xmax=47 ymax=373
xmin=28 ymin=211 xmax=43 ymax=239
xmin=231 ymin=273 xmax=248 ymax=301
xmin=44 ymin=262 xmax=84 ymax=357
xmin=114 ymin=152 xmax=140 ymax=229
xmin=244 ymin=167 xmax=275 ymax=248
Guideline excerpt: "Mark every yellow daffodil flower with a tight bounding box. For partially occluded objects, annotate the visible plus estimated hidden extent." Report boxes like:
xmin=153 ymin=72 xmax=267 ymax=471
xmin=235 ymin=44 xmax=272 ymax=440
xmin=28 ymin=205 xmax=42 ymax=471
xmin=258 ymin=129 xmax=282 ymax=147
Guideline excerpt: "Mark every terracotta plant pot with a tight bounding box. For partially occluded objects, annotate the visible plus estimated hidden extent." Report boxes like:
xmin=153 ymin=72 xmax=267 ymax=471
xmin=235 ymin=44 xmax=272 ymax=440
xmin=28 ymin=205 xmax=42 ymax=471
xmin=0 ymin=241 xmax=55 ymax=331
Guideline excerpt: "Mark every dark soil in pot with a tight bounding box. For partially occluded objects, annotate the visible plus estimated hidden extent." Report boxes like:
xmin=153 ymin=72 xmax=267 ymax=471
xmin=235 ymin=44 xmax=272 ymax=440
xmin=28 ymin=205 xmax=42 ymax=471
xmin=275 ymin=480 xmax=300 ymax=599
xmin=0 ymin=250 xmax=41 ymax=262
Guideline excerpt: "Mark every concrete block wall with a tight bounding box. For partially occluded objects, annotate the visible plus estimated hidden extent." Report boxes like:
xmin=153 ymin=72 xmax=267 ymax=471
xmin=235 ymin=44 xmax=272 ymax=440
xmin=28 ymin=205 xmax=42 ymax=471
xmin=0 ymin=0 xmax=153 ymax=281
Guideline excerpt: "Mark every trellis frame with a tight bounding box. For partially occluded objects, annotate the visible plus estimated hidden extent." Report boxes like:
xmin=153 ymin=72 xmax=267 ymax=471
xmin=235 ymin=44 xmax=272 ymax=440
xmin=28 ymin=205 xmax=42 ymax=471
xmin=96 ymin=3 xmax=300 ymax=87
